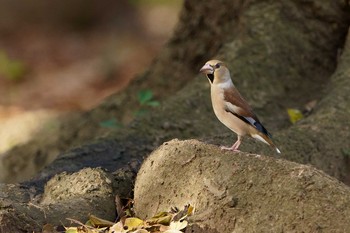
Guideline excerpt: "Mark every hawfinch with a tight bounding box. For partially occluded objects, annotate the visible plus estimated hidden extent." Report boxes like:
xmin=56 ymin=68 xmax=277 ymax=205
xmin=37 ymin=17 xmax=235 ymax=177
xmin=200 ymin=59 xmax=281 ymax=154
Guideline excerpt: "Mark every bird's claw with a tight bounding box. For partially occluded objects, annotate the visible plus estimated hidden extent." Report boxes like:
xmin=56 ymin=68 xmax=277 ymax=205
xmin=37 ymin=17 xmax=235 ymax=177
xmin=220 ymin=146 xmax=240 ymax=152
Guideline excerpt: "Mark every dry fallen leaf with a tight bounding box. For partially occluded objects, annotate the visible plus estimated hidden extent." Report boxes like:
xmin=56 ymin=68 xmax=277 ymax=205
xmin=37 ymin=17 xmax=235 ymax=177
xmin=287 ymin=108 xmax=304 ymax=124
xmin=88 ymin=214 xmax=115 ymax=228
xmin=109 ymin=222 xmax=126 ymax=233
xmin=163 ymin=230 xmax=183 ymax=233
xmin=186 ymin=205 xmax=195 ymax=216
xmin=169 ymin=220 xmax=187 ymax=230
xmin=146 ymin=212 xmax=172 ymax=225
xmin=65 ymin=227 xmax=79 ymax=233
xmin=124 ymin=217 xmax=144 ymax=231
xmin=63 ymin=204 xmax=195 ymax=233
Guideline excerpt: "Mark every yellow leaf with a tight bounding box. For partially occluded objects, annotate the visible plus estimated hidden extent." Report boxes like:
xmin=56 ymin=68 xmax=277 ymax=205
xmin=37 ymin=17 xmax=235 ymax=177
xmin=151 ymin=211 xmax=169 ymax=218
xmin=88 ymin=214 xmax=115 ymax=228
xmin=65 ymin=227 xmax=79 ymax=233
xmin=172 ymin=204 xmax=195 ymax=222
xmin=287 ymin=108 xmax=304 ymax=124
xmin=146 ymin=214 xmax=172 ymax=225
xmin=186 ymin=205 xmax=195 ymax=216
xmin=124 ymin=217 xmax=144 ymax=230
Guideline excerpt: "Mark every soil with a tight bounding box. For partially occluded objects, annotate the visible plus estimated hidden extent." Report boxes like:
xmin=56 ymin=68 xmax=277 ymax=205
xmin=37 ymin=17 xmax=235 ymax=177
xmin=0 ymin=1 xmax=182 ymax=153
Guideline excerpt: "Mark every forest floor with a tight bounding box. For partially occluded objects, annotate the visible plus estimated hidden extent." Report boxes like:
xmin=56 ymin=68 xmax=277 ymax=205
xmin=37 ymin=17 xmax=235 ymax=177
xmin=0 ymin=2 xmax=181 ymax=154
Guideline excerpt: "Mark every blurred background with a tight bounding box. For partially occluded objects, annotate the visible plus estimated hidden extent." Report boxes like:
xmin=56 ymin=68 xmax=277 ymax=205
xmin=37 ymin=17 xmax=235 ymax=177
xmin=0 ymin=0 xmax=182 ymax=154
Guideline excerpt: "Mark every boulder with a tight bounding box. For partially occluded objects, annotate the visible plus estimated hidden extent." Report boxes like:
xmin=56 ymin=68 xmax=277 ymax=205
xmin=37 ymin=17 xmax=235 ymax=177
xmin=135 ymin=139 xmax=350 ymax=232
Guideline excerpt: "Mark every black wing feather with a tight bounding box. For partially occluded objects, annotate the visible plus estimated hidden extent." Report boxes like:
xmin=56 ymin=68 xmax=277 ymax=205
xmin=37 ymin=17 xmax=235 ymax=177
xmin=224 ymin=107 xmax=272 ymax=137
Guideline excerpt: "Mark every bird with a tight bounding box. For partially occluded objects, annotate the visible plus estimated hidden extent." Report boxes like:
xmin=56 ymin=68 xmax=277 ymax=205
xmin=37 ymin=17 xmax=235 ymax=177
xmin=200 ymin=59 xmax=281 ymax=154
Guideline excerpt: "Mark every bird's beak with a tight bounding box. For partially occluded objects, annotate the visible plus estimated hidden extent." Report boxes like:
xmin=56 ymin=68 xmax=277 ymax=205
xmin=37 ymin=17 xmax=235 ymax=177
xmin=199 ymin=64 xmax=214 ymax=74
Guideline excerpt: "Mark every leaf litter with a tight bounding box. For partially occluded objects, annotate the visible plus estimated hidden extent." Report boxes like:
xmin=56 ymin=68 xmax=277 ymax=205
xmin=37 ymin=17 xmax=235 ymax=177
xmin=49 ymin=199 xmax=195 ymax=233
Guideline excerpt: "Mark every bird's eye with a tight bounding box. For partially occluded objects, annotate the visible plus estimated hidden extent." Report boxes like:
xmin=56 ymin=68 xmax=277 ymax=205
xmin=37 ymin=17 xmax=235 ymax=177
xmin=215 ymin=63 xmax=221 ymax=69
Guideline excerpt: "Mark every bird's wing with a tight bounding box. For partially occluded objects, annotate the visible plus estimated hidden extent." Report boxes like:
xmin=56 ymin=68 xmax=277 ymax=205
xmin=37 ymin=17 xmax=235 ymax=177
xmin=223 ymin=88 xmax=271 ymax=137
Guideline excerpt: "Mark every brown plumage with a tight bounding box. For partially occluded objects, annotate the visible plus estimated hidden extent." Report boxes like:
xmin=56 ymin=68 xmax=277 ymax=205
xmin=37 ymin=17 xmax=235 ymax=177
xmin=200 ymin=59 xmax=280 ymax=153
xmin=223 ymin=88 xmax=256 ymax=118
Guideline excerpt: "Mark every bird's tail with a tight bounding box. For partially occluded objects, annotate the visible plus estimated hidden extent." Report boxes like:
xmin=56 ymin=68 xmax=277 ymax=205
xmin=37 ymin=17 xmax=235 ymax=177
xmin=252 ymin=133 xmax=281 ymax=154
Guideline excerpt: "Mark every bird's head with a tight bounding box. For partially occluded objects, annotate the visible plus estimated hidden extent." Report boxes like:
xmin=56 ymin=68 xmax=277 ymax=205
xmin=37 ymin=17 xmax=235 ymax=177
xmin=199 ymin=60 xmax=230 ymax=84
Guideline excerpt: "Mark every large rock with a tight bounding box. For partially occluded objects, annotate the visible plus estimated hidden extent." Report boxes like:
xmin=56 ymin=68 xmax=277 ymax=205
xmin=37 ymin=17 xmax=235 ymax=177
xmin=134 ymin=139 xmax=350 ymax=232
xmin=0 ymin=168 xmax=117 ymax=232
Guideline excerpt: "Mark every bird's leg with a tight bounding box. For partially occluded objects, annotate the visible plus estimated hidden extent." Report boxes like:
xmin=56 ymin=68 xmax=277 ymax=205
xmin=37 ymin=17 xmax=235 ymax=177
xmin=221 ymin=136 xmax=242 ymax=152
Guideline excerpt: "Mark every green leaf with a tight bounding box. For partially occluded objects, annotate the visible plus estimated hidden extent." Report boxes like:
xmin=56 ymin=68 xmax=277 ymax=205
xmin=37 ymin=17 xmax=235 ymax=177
xmin=146 ymin=100 xmax=160 ymax=107
xmin=0 ymin=51 xmax=26 ymax=81
xmin=138 ymin=90 xmax=154 ymax=105
xmin=99 ymin=118 xmax=122 ymax=128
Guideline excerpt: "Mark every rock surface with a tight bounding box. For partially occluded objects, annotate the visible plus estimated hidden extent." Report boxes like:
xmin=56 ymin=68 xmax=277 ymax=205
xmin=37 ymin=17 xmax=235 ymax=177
xmin=0 ymin=168 xmax=118 ymax=232
xmin=135 ymin=139 xmax=350 ymax=232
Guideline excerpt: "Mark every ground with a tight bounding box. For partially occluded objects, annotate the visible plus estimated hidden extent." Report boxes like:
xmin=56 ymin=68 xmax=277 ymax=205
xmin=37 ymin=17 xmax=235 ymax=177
xmin=0 ymin=1 xmax=181 ymax=154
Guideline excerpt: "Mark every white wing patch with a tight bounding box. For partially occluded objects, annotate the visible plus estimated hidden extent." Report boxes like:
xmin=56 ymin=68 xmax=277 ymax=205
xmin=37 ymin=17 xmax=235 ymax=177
xmin=224 ymin=101 xmax=256 ymax=124
xmin=244 ymin=117 xmax=256 ymax=125
xmin=225 ymin=101 xmax=242 ymax=114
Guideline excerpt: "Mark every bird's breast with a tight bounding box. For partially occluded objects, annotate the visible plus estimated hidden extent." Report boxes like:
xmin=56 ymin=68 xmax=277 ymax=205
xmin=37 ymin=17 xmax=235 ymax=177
xmin=210 ymin=86 xmax=251 ymax=136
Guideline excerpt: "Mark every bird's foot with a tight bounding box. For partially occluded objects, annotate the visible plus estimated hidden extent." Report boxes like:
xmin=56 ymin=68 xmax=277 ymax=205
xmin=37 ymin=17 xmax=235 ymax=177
xmin=220 ymin=146 xmax=240 ymax=152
